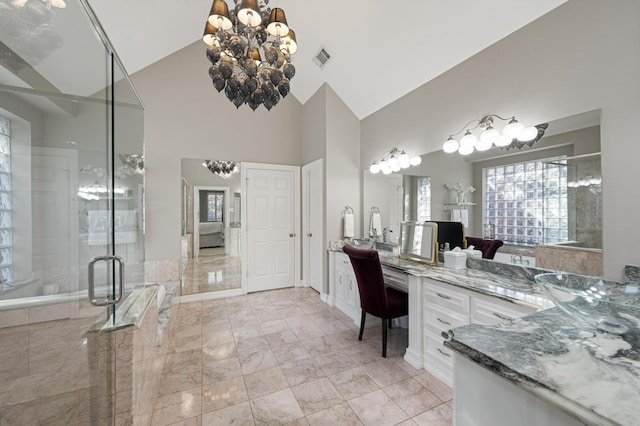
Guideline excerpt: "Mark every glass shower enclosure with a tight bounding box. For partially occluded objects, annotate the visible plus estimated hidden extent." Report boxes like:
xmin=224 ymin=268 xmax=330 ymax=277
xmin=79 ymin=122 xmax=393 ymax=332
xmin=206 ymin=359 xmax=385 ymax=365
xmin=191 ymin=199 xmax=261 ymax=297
xmin=0 ymin=0 xmax=145 ymax=424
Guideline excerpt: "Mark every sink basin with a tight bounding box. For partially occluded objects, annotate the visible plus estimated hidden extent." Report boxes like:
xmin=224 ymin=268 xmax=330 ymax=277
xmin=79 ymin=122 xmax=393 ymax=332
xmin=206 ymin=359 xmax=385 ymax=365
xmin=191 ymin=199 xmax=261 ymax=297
xmin=347 ymin=239 xmax=375 ymax=249
xmin=534 ymin=272 xmax=640 ymax=334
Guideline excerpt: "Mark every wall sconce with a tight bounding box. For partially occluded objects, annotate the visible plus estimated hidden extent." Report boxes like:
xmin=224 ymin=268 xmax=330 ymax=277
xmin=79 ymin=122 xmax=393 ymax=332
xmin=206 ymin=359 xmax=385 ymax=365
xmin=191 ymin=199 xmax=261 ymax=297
xmin=442 ymin=114 xmax=548 ymax=156
xmin=369 ymin=147 xmax=422 ymax=174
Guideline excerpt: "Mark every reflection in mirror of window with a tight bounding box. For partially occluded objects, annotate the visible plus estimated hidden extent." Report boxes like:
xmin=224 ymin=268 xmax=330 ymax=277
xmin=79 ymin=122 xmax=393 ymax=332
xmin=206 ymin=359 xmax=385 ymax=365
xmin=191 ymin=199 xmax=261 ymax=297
xmin=0 ymin=116 xmax=11 ymax=283
xmin=483 ymin=159 xmax=568 ymax=246
xmin=403 ymin=176 xmax=431 ymax=222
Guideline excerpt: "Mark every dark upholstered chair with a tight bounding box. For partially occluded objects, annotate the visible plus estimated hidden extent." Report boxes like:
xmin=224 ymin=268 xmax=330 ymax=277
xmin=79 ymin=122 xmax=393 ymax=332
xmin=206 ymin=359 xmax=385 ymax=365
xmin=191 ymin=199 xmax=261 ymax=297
xmin=432 ymin=221 xmax=466 ymax=250
xmin=343 ymin=244 xmax=409 ymax=357
xmin=465 ymin=236 xmax=504 ymax=259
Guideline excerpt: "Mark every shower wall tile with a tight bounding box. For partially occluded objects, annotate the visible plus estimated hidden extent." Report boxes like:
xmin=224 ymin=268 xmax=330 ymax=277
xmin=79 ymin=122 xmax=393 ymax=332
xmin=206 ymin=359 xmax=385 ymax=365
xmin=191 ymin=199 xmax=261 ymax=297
xmin=0 ymin=325 xmax=28 ymax=381
xmin=0 ymin=307 xmax=28 ymax=328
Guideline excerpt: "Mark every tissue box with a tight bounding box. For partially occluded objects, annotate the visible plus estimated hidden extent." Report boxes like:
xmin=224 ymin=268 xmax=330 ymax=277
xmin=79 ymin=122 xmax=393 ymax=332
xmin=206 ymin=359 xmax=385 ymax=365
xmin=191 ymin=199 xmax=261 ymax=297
xmin=443 ymin=250 xmax=467 ymax=269
xmin=462 ymin=249 xmax=483 ymax=260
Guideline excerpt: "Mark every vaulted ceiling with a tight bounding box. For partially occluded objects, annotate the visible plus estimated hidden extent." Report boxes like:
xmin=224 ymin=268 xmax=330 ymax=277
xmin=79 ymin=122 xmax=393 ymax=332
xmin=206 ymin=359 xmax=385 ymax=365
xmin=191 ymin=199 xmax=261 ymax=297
xmin=87 ymin=0 xmax=566 ymax=119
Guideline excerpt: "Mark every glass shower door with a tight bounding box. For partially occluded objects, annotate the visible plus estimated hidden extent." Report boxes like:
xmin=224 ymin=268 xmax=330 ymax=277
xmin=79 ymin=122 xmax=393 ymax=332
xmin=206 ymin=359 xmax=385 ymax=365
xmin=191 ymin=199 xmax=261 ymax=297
xmin=0 ymin=0 xmax=144 ymax=424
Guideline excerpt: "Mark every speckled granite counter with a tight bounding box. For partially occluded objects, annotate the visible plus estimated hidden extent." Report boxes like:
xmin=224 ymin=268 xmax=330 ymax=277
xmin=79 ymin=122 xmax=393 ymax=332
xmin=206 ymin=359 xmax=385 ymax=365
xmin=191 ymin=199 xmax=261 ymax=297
xmin=444 ymin=304 xmax=640 ymax=426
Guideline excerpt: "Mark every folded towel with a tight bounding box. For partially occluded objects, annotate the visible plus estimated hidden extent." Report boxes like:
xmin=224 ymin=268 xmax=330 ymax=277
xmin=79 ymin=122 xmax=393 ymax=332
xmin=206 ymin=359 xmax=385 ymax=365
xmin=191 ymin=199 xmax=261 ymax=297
xmin=344 ymin=213 xmax=355 ymax=238
xmin=451 ymin=209 xmax=469 ymax=229
xmin=371 ymin=213 xmax=382 ymax=237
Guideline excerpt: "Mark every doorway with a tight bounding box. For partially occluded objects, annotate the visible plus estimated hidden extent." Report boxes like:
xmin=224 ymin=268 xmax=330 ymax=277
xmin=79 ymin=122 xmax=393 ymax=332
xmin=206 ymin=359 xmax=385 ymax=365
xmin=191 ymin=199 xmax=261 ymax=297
xmin=193 ymin=186 xmax=230 ymax=258
xmin=180 ymin=159 xmax=243 ymax=298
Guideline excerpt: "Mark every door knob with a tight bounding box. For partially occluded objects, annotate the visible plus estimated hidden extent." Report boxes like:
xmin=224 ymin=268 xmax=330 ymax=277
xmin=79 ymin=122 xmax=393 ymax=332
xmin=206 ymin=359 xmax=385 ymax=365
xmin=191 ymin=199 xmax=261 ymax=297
xmin=289 ymin=233 xmax=295 ymax=238
xmin=307 ymin=233 xmax=313 ymax=237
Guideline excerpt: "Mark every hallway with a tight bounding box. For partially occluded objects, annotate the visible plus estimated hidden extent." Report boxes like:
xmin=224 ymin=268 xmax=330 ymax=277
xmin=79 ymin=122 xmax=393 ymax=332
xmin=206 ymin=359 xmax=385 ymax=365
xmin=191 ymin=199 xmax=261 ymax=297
xmin=150 ymin=287 xmax=453 ymax=425
xmin=181 ymin=252 xmax=242 ymax=295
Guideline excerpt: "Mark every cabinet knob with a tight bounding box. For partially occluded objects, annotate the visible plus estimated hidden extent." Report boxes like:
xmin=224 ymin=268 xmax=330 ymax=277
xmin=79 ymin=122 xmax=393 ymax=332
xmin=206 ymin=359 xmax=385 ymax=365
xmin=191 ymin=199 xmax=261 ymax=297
xmin=289 ymin=233 xmax=295 ymax=238
xmin=307 ymin=233 xmax=313 ymax=237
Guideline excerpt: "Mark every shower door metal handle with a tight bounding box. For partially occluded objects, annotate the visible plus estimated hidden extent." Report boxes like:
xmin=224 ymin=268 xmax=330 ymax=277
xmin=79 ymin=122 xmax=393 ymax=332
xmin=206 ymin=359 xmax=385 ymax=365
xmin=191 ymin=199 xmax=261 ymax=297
xmin=88 ymin=255 xmax=125 ymax=307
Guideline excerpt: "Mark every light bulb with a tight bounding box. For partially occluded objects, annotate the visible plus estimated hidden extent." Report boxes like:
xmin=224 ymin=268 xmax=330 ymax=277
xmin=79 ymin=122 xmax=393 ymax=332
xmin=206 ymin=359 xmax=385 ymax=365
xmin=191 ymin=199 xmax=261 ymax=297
xmin=460 ymin=131 xmax=478 ymax=148
xmin=442 ymin=137 xmax=459 ymax=154
xmin=370 ymin=163 xmax=380 ymax=174
xmin=458 ymin=143 xmax=474 ymax=155
xmin=503 ymin=118 xmax=524 ymax=139
xmin=398 ymin=152 xmax=410 ymax=168
xmin=409 ymin=155 xmax=422 ymax=166
xmin=495 ymin=134 xmax=512 ymax=147
xmin=480 ymin=127 xmax=499 ymax=145
xmin=475 ymin=138 xmax=493 ymax=151
xmin=382 ymin=167 xmax=392 ymax=175
xmin=390 ymin=162 xmax=401 ymax=172
xmin=518 ymin=126 xmax=538 ymax=142
xmin=388 ymin=157 xmax=399 ymax=169
xmin=378 ymin=159 xmax=387 ymax=170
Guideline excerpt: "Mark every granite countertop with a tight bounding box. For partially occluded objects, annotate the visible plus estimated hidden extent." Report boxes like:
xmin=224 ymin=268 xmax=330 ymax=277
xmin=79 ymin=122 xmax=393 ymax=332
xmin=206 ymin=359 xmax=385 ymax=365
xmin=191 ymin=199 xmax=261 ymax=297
xmin=444 ymin=305 xmax=640 ymax=426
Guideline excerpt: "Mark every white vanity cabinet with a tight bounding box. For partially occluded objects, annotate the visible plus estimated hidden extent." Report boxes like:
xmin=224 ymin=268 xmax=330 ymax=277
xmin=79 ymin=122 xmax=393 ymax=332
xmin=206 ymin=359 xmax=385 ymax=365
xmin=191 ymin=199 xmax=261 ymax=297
xmin=329 ymin=251 xmax=361 ymax=322
xmin=423 ymin=278 xmax=537 ymax=387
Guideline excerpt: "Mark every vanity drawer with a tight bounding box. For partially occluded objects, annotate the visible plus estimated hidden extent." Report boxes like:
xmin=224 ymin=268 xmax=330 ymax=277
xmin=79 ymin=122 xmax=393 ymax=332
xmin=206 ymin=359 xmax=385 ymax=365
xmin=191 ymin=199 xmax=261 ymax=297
xmin=424 ymin=331 xmax=454 ymax=386
xmin=382 ymin=265 xmax=408 ymax=292
xmin=424 ymin=282 xmax=470 ymax=315
xmin=471 ymin=297 xmax=534 ymax=325
xmin=425 ymin=302 xmax=469 ymax=336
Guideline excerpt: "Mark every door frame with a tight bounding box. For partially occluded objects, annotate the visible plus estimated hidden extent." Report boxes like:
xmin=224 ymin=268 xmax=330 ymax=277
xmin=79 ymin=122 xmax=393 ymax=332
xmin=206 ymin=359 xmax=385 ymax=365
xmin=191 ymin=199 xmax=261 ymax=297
xmin=241 ymin=162 xmax=301 ymax=294
xmin=193 ymin=185 xmax=231 ymax=257
xmin=302 ymin=159 xmax=324 ymax=295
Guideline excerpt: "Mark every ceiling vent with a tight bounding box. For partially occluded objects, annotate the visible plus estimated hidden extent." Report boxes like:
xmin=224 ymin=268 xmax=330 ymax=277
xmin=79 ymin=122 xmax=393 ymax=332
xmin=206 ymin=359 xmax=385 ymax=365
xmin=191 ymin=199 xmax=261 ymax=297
xmin=313 ymin=47 xmax=332 ymax=69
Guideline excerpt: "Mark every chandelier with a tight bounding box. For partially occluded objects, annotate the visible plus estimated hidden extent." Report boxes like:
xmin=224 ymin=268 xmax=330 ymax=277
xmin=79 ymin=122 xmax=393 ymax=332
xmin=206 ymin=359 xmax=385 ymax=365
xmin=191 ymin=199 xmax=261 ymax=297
xmin=203 ymin=0 xmax=297 ymax=111
xmin=369 ymin=148 xmax=422 ymax=174
xmin=203 ymin=160 xmax=240 ymax=179
xmin=442 ymin=115 xmax=548 ymax=156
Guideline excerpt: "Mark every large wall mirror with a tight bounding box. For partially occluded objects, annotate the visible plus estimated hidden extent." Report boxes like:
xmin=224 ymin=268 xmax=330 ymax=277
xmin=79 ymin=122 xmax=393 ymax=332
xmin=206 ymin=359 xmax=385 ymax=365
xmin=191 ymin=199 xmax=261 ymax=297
xmin=363 ymin=110 xmax=602 ymax=276
xmin=180 ymin=158 xmax=242 ymax=296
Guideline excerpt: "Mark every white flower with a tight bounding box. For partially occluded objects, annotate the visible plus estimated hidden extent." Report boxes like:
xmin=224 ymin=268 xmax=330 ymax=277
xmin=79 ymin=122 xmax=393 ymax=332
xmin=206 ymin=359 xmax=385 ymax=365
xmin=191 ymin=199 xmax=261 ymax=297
xmin=445 ymin=182 xmax=475 ymax=194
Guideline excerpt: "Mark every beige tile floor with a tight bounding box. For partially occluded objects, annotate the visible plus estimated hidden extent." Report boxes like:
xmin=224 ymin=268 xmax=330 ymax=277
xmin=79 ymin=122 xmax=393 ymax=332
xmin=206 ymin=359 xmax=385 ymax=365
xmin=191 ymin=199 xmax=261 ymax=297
xmin=151 ymin=287 xmax=453 ymax=425
xmin=181 ymin=253 xmax=242 ymax=295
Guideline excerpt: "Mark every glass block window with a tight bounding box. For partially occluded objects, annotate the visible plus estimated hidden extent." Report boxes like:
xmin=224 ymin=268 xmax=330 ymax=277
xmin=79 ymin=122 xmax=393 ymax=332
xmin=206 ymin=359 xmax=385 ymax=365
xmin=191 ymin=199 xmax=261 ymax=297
xmin=416 ymin=177 xmax=431 ymax=222
xmin=483 ymin=160 xmax=568 ymax=246
xmin=0 ymin=116 xmax=11 ymax=283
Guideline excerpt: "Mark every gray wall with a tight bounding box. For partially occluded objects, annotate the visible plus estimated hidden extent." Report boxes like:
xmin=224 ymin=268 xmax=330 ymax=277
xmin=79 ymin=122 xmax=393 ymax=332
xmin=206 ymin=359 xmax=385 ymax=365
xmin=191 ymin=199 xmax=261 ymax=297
xmin=325 ymin=86 xmax=361 ymax=242
xmin=131 ymin=41 xmax=303 ymax=261
xmin=360 ymin=0 xmax=640 ymax=279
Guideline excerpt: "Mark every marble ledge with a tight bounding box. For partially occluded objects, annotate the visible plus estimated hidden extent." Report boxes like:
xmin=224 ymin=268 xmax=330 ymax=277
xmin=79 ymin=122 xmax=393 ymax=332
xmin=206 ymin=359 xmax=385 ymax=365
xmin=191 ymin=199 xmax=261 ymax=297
xmin=88 ymin=285 xmax=159 ymax=334
xmin=444 ymin=306 xmax=640 ymax=426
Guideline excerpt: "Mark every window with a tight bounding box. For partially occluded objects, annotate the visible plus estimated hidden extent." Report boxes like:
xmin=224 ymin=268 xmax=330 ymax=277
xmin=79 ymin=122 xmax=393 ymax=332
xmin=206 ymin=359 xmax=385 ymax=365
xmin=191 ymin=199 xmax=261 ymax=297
xmin=0 ymin=116 xmax=11 ymax=283
xmin=416 ymin=177 xmax=431 ymax=221
xmin=483 ymin=160 xmax=568 ymax=246
xmin=207 ymin=192 xmax=224 ymax=222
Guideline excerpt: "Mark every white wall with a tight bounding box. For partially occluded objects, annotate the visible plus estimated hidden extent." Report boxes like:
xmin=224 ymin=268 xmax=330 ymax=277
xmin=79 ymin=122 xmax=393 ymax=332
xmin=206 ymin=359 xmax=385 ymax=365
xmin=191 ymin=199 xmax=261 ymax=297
xmin=130 ymin=41 xmax=303 ymax=261
xmin=360 ymin=0 xmax=640 ymax=279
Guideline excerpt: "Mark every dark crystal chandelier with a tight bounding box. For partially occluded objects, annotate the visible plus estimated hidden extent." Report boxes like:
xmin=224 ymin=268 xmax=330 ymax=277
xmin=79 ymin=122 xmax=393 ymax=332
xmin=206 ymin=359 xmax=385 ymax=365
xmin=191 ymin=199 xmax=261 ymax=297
xmin=203 ymin=0 xmax=297 ymax=111
xmin=203 ymin=160 xmax=240 ymax=179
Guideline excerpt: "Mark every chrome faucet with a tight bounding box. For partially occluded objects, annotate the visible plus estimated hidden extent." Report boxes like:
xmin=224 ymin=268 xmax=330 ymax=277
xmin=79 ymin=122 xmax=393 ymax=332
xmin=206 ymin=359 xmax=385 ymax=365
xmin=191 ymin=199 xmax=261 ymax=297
xmin=511 ymin=254 xmax=523 ymax=264
xmin=383 ymin=227 xmax=393 ymax=242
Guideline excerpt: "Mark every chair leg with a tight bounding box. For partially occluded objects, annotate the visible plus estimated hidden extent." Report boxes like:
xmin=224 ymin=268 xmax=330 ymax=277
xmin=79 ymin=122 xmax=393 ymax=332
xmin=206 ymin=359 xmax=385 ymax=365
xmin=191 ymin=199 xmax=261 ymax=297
xmin=389 ymin=319 xmax=393 ymax=329
xmin=382 ymin=318 xmax=388 ymax=357
xmin=358 ymin=310 xmax=366 ymax=341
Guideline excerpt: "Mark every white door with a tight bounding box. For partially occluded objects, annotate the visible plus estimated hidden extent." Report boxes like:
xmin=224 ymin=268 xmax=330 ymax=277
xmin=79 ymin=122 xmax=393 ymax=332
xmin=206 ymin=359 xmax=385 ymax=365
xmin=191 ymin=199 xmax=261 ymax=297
xmin=302 ymin=159 xmax=324 ymax=293
xmin=244 ymin=163 xmax=299 ymax=293
xmin=29 ymin=147 xmax=78 ymax=284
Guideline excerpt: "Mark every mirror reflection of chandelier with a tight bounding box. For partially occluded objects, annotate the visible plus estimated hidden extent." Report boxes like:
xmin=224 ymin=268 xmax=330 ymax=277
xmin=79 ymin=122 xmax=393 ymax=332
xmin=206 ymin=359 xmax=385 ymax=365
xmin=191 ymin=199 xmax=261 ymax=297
xmin=203 ymin=160 xmax=240 ymax=179
xmin=202 ymin=0 xmax=297 ymax=111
